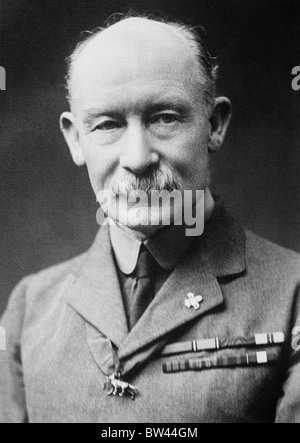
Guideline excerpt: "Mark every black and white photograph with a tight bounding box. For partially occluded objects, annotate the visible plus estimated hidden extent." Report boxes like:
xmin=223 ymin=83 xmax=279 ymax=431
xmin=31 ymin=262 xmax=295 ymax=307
xmin=0 ymin=0 xmax=300 ymax=425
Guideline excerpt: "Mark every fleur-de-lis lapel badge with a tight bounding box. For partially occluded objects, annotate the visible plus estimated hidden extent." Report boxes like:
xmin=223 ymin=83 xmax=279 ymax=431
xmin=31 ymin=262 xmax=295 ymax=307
xmin=185 ymin=292 xmax=203 ymax=311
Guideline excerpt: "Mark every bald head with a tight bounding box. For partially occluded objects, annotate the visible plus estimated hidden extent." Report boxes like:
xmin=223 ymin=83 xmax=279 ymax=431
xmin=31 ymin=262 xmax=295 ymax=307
xmin=66 ymin=17 xmax=217 ymax=113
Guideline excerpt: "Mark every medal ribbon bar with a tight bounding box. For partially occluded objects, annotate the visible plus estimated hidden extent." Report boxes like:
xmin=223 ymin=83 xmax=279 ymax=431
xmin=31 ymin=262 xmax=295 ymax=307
xmin=162 ymin=350 xmax=277 ymax=374
xmin=162 ymin=332 xmax=285 ymax=356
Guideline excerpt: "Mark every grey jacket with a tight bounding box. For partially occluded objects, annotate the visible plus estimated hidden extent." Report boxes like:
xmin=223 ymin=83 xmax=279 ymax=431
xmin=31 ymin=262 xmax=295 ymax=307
xmin=1 ymin=202 xmax=300 ymax=423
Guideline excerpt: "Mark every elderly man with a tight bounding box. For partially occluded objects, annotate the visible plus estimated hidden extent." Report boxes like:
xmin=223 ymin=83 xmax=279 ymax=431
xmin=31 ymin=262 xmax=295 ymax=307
xmin=0 ymin=16 xmax=300 ymax=424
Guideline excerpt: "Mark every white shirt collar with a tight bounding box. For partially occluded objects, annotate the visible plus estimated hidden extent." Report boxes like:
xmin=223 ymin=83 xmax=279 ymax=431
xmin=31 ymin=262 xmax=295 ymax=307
xmin=109 ymin=188 xmax=215 ymax=275
xmin=110 ymin=222 xmax=142 ymax=275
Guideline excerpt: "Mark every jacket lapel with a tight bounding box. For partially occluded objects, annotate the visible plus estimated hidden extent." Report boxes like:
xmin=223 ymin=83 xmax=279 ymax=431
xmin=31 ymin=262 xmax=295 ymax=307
xmin=66 ymin=224 xmax=129 ymax=349
xmin=119 ymin=200 xmax=247 ymax=366
xmin=118 ymin=235 xmax=223 ymax=361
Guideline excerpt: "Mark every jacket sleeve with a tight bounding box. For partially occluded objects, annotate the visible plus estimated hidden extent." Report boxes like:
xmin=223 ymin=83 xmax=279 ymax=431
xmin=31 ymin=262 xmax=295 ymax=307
xmin=276 ymin=284 xmax=300 ymax=423
xmin=0 ymin=278 xmax=31 ymax=423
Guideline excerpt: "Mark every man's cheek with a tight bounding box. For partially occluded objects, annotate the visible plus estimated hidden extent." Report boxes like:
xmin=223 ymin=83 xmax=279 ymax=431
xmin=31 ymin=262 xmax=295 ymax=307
xmin=84 ymin=163 xmax=105 ymax=195
xmin=172 ymin=142 xmax=208 ymax=185
xmin=163 ymin=141 xmax=193 ymax=175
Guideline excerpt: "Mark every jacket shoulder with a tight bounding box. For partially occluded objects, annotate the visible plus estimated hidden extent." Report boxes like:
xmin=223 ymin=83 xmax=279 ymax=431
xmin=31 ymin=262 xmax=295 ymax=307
xmin=245 ymin=229 xmax=300 ymax=279
xmin=26 ymin=252 xmax=88 ymax=292
xmin=2 ymin=251 xmax=89 ymax=324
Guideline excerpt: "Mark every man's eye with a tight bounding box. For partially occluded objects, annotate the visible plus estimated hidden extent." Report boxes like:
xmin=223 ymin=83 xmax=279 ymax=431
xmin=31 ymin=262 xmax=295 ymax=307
xmin=152 ymin=114 xmax=179 ymax=125
xmin=94 ymin=120 xmax=121 ymax=131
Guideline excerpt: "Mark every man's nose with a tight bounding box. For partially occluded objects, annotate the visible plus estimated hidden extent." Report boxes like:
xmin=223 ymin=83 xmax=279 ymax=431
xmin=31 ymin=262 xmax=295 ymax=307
xmin=119 ymin=121 xmax=159 ymax=175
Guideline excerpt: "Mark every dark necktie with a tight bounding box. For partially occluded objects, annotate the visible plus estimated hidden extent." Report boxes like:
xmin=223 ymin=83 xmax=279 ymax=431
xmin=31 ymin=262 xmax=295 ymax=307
xmin=128 ymin=244 xmax=159 ymax=329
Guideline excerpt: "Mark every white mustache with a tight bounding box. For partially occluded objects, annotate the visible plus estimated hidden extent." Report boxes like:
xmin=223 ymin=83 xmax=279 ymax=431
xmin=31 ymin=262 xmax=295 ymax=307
xmin=107 ymin=164 xmax=182 ymax=197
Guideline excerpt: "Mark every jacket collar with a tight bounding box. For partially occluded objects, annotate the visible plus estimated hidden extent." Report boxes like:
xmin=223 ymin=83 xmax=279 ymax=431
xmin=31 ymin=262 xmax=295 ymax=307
xmin=66 ymin=197 xmax=246 ymax=374
xmin=203 ymin=196 xmax=246 ymax=278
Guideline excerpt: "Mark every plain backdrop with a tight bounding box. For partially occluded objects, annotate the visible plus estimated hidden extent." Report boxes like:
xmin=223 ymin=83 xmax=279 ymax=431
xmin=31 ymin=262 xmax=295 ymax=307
xmin=0 ymin=0 xmax=300 ymax=315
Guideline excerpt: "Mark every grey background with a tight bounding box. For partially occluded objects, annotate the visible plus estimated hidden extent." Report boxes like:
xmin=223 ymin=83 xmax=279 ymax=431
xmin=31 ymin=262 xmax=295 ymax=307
xmin=0 ymin=0 xmax=300 ymax=316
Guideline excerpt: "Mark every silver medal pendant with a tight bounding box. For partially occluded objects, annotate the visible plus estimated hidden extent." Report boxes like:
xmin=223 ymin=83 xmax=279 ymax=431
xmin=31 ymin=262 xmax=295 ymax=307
xmin=104 ymin=373 xmax=137 ymax=401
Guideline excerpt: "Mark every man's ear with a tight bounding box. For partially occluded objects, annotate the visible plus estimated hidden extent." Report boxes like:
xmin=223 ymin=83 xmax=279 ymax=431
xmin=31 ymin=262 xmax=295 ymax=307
xmin=208 ymin=97 xmax=232 ymax=153
xmin=60 ymin=112 xmax=86 ymax=166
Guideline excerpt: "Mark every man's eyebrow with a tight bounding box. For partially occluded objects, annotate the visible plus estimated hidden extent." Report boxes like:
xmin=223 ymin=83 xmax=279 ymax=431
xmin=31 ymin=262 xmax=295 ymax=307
xmin=82 ymin=109 xmax=122 ymax=125
xmin=82 ymin=98 xmax=191 ymax=123
xmin=146 ymin=98 xmax=190 ymax=112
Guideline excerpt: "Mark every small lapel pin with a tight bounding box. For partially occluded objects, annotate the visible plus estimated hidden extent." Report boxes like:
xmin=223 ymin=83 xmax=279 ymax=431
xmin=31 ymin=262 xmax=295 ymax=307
xmin=185 ymin=292 xmax=203 ymax=310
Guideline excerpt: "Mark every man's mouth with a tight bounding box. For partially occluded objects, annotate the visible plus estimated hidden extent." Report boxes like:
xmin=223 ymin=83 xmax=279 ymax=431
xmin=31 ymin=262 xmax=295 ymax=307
xmin=106 ymin=163 xmax=183 ymax=198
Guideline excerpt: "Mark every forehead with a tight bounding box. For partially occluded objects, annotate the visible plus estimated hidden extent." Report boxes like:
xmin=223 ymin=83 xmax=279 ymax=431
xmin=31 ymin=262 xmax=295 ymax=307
xmin=71 ymin=19 xmax=205 ymax=112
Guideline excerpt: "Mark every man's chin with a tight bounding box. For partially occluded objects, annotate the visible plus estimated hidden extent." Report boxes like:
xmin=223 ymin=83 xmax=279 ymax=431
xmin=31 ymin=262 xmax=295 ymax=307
xmin=108 ymin=206 xmax=175 ymax=236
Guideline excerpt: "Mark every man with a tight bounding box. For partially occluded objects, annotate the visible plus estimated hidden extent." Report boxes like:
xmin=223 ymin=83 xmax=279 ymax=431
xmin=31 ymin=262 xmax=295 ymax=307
xmin=0 ymin=16 xmax=300 ymax=423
